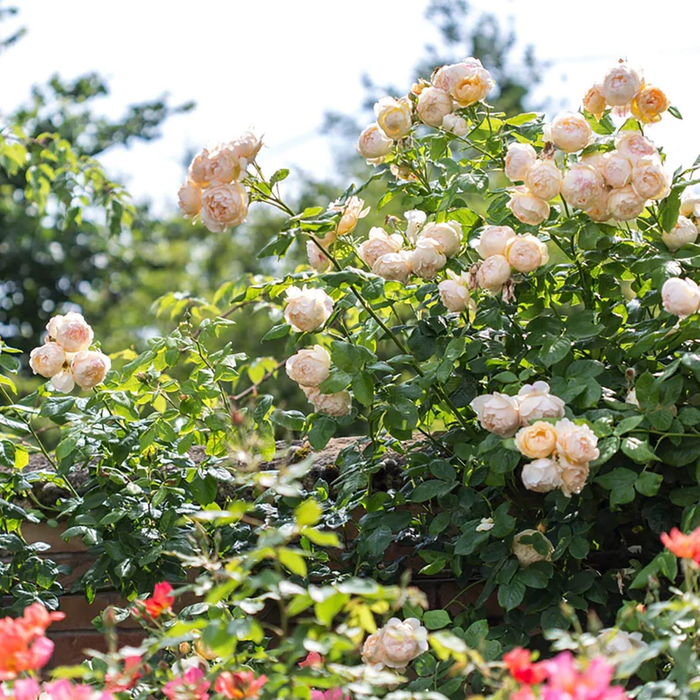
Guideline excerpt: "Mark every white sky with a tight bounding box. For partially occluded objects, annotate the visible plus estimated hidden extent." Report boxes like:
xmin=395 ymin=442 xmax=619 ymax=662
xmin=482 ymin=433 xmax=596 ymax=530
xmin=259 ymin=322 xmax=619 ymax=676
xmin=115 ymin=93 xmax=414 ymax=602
xmin=3 ymin=0 xmax=700 ymax=214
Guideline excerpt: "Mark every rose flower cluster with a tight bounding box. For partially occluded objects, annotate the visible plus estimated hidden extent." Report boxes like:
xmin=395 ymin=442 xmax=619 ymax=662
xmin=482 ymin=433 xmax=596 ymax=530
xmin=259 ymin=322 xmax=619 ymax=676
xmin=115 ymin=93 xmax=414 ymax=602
xmin=506 ymin=113 xmax=670 ymax=227
xmin=470 ymin=225 xmax=549 ymax=298
xmin=178 ymin=132 xmax=262 ymax=233
xmin=29 ymin=313 xmax=110 ymax=393
xmin=357 ymin=57 xmax=493 ymax=163
xmin=471 ymin=382 xmax=599 ymax=497
xmin=361 ymin=617 xmax=428 ymax=672
xmin=358 ymin=211 xmax=463 ymax=284
xmin=583 ymin=61 xmax=669 ymax=125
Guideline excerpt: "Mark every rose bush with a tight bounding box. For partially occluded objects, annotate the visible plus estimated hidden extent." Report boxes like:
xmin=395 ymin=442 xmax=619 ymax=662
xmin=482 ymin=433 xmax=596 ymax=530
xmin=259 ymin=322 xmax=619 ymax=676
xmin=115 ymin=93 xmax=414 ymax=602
xmin=2 ymin=52 xmax=700 ymax=698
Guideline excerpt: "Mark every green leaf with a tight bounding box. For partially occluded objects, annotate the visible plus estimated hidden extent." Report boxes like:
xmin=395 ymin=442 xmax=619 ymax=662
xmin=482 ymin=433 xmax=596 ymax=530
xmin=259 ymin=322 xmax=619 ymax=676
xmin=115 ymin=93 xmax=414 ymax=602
xmin=635 ymin=471 xmax=663 ymax=497
xmin=362 ymin=526 xmax=392 ymax=557
xmin=307 ymin=415 xmax=336 ymax=449
xmin=497 ymin=580 xmax=525 ymax=611
xmin=278 ymin=548 xmax=307 ymax=577
xmin=621 ymin=437 xmax=658 ymax=463
xmin=352 ymin=372 xmax=374 ymax=407
xmin=614 ymin=415 xmax=645 ymax=436
xmin=539 ymin=336 xmax=571 ymax=367
xmin=261 ymin=323 xmax=291 ymax=341
xmin=271 ymin=409 xmax=306 ymax=431
xmin=423 ymin=610 xmax=451 ymax=630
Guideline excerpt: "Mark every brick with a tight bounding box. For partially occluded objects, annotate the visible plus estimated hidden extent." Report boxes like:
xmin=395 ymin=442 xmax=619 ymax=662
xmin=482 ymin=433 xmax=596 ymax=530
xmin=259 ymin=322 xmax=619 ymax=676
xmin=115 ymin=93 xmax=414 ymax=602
xmin=47 ymin=630 xmax=146 ymax=668
xmin=22 ymin=522 xmax=88 ymax=553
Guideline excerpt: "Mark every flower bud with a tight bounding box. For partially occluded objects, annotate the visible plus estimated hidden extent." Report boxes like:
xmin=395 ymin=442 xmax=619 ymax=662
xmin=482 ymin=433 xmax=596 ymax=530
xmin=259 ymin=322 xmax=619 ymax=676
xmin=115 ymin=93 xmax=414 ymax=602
xmin=306 ymin=241 xmax=331 ymax=272
xmin=329 ymin=196 xmax=368 ymax=236
xmin=438 ymin=271 xmax=471 ymax=312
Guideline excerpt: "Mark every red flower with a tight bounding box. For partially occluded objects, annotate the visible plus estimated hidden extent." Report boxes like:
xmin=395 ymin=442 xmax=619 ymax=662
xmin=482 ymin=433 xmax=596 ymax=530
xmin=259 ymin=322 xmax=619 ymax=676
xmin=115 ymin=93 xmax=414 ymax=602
xmin=163 ymin=667 xmax=210 ymax=700
xmin=503 ymin=647 xmax=548 ymax=685
xmin=214 ymin=671 xmax=267 ymax=700
xmin=133 ymin=582 xmax=174 ymax=618
xmin=0 ymin=603 xmax=64 ymax=679
xmin=104 ymin=655 xmax=143 ymax=692
xmin=299 ymin=652 xmax=323 ymax=668
xmin=661 ymin=527 xmax=700 ymax=563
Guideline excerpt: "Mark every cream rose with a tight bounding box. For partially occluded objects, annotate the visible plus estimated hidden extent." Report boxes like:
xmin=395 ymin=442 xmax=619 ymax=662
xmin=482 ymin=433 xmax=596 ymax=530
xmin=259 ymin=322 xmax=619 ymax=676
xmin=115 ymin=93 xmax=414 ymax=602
xmin=358 ymin=228 xmax=403 ymax=268
xmin=505 ymin=143 xmax=537 ymax=182
xmin=306 ymin=241 xmax=331 ymax=272
xmin=409 ymin=238 xmax=446 ymax=280
xmin=476 ymin=225 xmax=516 ymax=259
xmin=631 ymin=157 xmax=670 ymax=201
xmin=303 ymin=387 xmax=352 ymax=418
xmin=284 ymin=286 xmax=334 ymax=332
xmin=555 ymin=418 xmax=600 ymax=468
xmin=504 ymin=234 xmax=549 ymax=273
xmin=583 ymin=84 xmax=606 ymax=118
xmin=188 ymin=148 xmax=211 ymax=186
xmin=51 ymin=312 xmax=94 ymax=353
xmin=513 ymin=530 xmax=554 ymax=567
xmin=206 ymin=143 xmax=247 ymax=183
xmin=580 ymin=151 xmax=607 ymax=176
xmin=559 ymin=460 xmax=590 ymax=497
xmin=50 ymin=370 xmax=75 ymax=394
xmin=416 ymin=87 xmax=454 ymax=127
xmin=375 ymin=97 xmax=413 ymax=140
xmin=561 ymin=164 xmax=604 ymax=210
xmin=584 ymin=190 xmax=611 ymax=223
xmin=615 ymin=131 xmax=657 ymax=163
xmin=476 ymin=255 xmax=511 ymax=293
xmin=441 ymin=113 xmax=469 ymax=136
xmin=201 ymin=183 xmax=249 ymax=233
xmin=361 ymin=618 xmax=428 ymax=670
xmin=662 ymin=277 xmax=700 ymax=318
xmin=71 ymin=350 xmax=111 ymax=390
xmin=328 ymin=196 xmax=369 ymax=236
xmin=357 ymin=123 xmax=393 ymax=160
xmin=232 ymin=131 xmax=263 ymax=161
xmin=438 ymin=271 xmax=471 ymax=312
xmin=544 ymin=112 xmax=592 ymax=153
xmin=178 ymin=180 xmax=202 ymax=219
xmin=524 ymin=160 xmax=563 ymax=201
xmin=419 ymin=221 xmax=462 ymax=257
xmin=517 ymin=381 xmax=566 ymax=425
xmin=602 ymin=64 xmax=642 ymax=107
xmin=432 ymin=59 xmax=483 ymax=93
xmin=608 ymin=185 xmax=646 ymax=221
xmin=515 ymin=422 xmax=558 ymax=460
xmin=507 ymin=188 xmax=550 ymax=226
xmin=597 ymin=629 xmax=647 ymax=656
xmin=471 ymin=392 xmax=520 ymax=437
xmin=662 ymin=216 xmax=698 ymax=252
xmin=449 ymin=64 xmax=494 ymax=108
xmin=405 ymin=209 xmax=427 ymax=242
xmin=631 ymin=85 xmax=669 ymax=124
xmin=29 ymin=343 xmax=66 ymax=378
xmin=602 ymin=153 xmax=632 ymax=189
xmin=285 ymin=345 xmax=331 ymax=387
xmin=680 ymin=195 xmax=700 ymax=220
xmin=521 ymin=458 xmax=562 ymax=493
xmin=372 ymin=252 xmax=412 ymax=283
